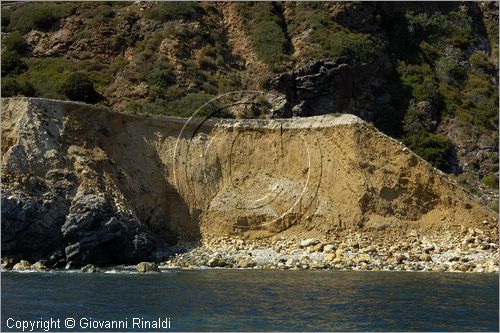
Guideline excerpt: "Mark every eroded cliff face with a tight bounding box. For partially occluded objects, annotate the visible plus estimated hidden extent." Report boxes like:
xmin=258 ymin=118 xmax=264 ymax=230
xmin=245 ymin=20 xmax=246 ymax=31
xmin=1 ymin=98 xmax=497 ymax=266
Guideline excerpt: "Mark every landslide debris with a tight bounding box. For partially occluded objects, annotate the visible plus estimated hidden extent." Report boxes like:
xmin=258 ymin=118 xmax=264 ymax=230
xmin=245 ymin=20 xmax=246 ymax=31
xmin=1 ymin=97 xmax=497 ymax=267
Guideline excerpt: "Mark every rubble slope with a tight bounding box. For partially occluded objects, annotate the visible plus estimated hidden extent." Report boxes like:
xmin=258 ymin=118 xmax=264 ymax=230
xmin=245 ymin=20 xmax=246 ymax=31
xmin=1 ymin=97 xmax=497 ymax=265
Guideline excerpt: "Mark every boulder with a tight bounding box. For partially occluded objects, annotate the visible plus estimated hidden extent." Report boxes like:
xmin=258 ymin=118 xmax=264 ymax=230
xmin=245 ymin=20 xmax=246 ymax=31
xmin=13 ymin=260 xmax=31 ymax=271
xmin=431 ymin=265 xmax=446 ymax=272
xmin=237 ymin=260 xmax=256 ymax=268
xmin=419 ymin=254 xmax=432 ymax=262
xmin=324 ymin=253 xmax=336 ymax=262
xmin=310 ymin=262 xmax=325 ymax=269
xmin=485 ymin=264 xmax=498 ymax=273
xmin=423 ymin=245 xmax=435 ymax=254
xmin=458 ymin=264 xmax=471 ymax=272
xmin=207 ymin=258 xmax=227 ymax=267
xmin=390 ymin=255 xmax=405 ymax=265
xmin=81 ymin=264 xmax=100 ymax=273
xmin=310 ymin=243 xmax=324 ymax=252
xmin=332 ymin=256 xmax=343 ymax=264
xmin=358 ymin=262 xmax=369 ymax=270
xmin=30 ymin=261 xmax=48 ymax=271
xmin=356 ymin=254 xmax=371 ymax=264
xmin=136 ymin=262 xmax=160 ymax=273
xmin=300 ymin=238 xmax=320 ymax=248
xmin=323 ymin=244 xmax=336 ymax=253
xmin=1 ymin=257 xmax=15 ymax=270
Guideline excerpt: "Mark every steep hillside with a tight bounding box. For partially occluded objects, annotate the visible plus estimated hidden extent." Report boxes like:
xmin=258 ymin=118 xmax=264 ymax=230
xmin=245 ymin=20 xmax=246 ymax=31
xmin=1 ymin=2 xmax=498 ymax=205
xmin=1 ymin=98 xmax=497 ymax=268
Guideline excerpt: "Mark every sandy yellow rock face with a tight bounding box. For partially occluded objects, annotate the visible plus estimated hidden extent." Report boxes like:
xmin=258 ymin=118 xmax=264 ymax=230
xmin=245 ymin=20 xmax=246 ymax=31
xmin=1 ymin=97 xmax=497 ymax=249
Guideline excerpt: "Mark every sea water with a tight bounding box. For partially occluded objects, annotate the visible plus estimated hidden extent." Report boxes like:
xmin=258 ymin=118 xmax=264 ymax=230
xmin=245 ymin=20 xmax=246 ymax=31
xmin=1 ymin=270 xmax=498 ymax=331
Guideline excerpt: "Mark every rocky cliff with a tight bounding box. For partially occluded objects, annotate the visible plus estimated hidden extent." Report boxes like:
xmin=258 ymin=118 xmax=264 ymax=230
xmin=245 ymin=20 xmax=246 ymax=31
xmin=1 ymin=97 xmax=497 ymax=267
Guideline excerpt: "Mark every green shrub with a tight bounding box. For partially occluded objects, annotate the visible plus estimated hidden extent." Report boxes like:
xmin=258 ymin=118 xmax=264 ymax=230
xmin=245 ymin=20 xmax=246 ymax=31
xmin=1 ymin=8 xmax=11 ymax=28
xmin=216 ymin=75 xmax=241 ymax=93
xmin=444 ymin=11 xmax=475 ymax=48
xmin=1 ymin=51 xmax=26 ymax=76
xmin=202 ymin=80 xmax=218 ymax=95
xmin=397 ymin=62 xmax=442 ymax=105
xmin=111 ymin=35 xmax=129 ymax=52
xmin=453 ymin=172 xmax=475 ymax=193
xmin=419 ymin=40 xmax=442 ymax=62
xmin=161 ymin=85 xmax=185 ymax=101
xmin=251 ymin=95 xmax=271 ymax=117
xmin=200 ymin=45 xmax=217 ymax=58
xmin=141 ymin=93 xmax=232 ymax=118
xmin=250 ymin=20 xmax=287 ymax=66
xmin=490 ymin=200 xmax=499 ymax=212
xmin=484 ymin=19 xmax=499 ymax=56
xmin=406 ymin=11 xmax=447 ymax=41
xmin=258 ymin=75 xmax=272 ymax=90
xmin=19 ymin=57 xmax=73 ymax=98
xmin=144 ymin=60 xmax=177 ymax=99
xmin=198 ymin=56 xmax=217 ymax=71
xmin=482 ymin=174 xmax=499 ymax=189
xmin=403 ymin=104 xmax=434 ymax=135
xmin=122 ymin=10 xmax=140 ymax=24
xmin=469 ymin=52 xmax=495 ymax=73
xmin=237 ymin=2 xmax=287 ymax=67
xmin=236 ymin=2 xmax=282 ymax=24
xmin=91 ymin=5 xmax=114 ymax=23
xmin=109 ymin=57 xmax=129 ymax=75
xmin=288 ymin=3 xmax=378 ymax=62
xmin=146 ymin=62 xmax=176 ymax=89
xmin=286 ymin=1 xmax=328 ymax=35
xmin=60 ymin=72 xmax=99 ymax=103
xmin=323 ymin=31 xmax=376 ymax=61
xmin=134 ymin=31 xmax=166 ymax=56
xmin=165 ymin=93 xmax=226 ymax=118
xmin=457 ymin=107 xmax=498 ymax=132
xmin=405 ymin=10 xmax=474 ymax=47
xmin=403 ymin=132 xmax=452 ymax=171
xmin=145 ymin=2 xmax=199 ymax=22
xmin=435 ymin=57 xmax=466 ymax=85
xmin=8 ymin=2 xmax=75 ymax=33
xmin=3 ymin=31 xmax=27 ymax=54
xmin=455 ymin=71 xmax=498 ymax=131
xmin=1 ymin=76 xmax=35 ymax=97
xmin=236 ymin=97 xmax=270 ymax=119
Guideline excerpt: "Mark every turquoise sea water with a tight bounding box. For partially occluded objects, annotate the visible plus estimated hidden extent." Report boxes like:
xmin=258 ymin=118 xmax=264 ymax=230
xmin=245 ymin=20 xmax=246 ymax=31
xmin=1 ymin=270 xmax=498 ymax=331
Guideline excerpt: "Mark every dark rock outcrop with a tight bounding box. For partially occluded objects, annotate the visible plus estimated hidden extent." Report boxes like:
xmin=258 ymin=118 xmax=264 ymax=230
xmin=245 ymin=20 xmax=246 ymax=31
xmin=1 ymin=189 xmax=166 ymax=267
xmin=269 ymin=56 xmax=392 ymax=121
xmin=1 ymin=192 xmax=67 ymax=262
xmin=61 ymin=193 xmax=161 ymax=266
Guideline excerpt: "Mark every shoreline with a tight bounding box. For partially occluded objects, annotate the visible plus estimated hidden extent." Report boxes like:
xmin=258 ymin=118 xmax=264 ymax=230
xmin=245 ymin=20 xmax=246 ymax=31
xmin=4 ymin=229 xmax=498 ymax=274
xmin=2 ymin=266 xmax=499 ymax=274
xmin=4 ymin=263 xmax=498 ymax=274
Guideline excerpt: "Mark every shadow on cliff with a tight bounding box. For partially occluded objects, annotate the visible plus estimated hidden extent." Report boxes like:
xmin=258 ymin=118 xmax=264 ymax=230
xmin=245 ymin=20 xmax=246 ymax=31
xmin=91 ymin=112 xmax=202 ymax=251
